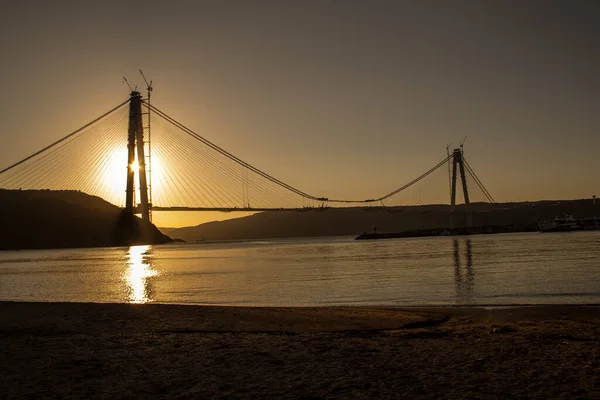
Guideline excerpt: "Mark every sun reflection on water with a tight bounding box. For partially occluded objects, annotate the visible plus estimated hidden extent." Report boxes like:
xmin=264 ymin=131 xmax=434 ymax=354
xmin=453 ymin=239 xmax=474 ymax=304
xmin=124 ymin=245 xmax=159 ymax=304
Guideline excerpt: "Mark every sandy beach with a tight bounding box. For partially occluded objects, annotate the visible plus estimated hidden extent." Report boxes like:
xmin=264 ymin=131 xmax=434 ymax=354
xmin=1 ymin=302 xmax=599 ymax=399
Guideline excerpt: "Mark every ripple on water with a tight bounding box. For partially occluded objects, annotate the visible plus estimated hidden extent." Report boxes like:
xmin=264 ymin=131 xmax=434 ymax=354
xmin=0 ymin=232 xmax=599 ymax=305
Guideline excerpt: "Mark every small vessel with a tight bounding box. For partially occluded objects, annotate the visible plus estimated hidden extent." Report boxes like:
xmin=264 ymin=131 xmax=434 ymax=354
xmin=538 ymin=214 xmax=579 ymax=232
xmin=579 ymin=217 xmax=600 ymax=230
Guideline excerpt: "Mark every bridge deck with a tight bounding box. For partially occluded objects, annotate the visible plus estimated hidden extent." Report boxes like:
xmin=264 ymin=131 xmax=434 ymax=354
xmin=150 ymin=206 xmax=333 ymax=212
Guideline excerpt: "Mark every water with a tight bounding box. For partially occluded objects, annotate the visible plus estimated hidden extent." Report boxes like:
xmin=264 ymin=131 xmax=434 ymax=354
xmin=0 ymin=232 xmax=599 ymax=306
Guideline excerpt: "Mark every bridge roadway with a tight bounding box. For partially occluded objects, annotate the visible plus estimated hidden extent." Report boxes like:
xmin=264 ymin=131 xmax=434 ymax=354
xmin=149 ymin=206 xmax=334 ymax=212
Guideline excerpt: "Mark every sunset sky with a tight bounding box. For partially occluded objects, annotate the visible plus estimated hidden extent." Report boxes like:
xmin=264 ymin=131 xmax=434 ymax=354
xmin=1 ymin=1 xmax=599 ymax=227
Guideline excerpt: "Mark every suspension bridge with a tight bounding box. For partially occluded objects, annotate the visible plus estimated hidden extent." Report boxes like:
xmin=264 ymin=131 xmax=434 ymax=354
xmin=0 ymin=89 xmax=494 ymax=223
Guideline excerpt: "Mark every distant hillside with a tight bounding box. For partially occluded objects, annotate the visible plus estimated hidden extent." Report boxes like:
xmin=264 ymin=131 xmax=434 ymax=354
xmin=165 ymin=200 xmax=600 ymax=241
xmin=0 ymin=189 xmax=171 ymax=250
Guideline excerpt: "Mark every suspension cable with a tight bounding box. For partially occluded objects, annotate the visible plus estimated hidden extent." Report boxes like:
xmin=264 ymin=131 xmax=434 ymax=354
xmin=0 ymin=99 xmax=130 ymax=175
xmin=147 ymin=102 xmax=455 ymax=205
xmin=463 ymin=157 xmax=495 ymax=203
xmin=376 ymin=154 xmax=452 ymax=201
xmin=146 ymin=103 xmax=327 ymax=201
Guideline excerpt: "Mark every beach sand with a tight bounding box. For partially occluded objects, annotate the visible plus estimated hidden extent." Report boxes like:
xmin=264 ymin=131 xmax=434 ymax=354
xmin=1 ymin=302 xmax=599 ymax=399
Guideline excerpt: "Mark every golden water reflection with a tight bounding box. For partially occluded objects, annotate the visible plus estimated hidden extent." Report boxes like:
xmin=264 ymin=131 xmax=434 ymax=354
xmin=453 ymin=239 xmax=474 ymax=303
xmin=124 ymin=245 xmax=159 ymax=303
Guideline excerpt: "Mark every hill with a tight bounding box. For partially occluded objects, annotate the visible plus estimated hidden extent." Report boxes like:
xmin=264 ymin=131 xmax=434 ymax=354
xmin=0 ymin=189 xmax=171 ymax=250
xmin=165 ymin=199 xmax=600 ymax=241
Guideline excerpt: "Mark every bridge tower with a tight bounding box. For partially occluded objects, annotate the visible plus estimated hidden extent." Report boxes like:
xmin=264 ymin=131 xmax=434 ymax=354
xmin=124 ymin=91 xmax=150 ymax=221
xmin=450 ymin=148 xmax=472 ymax=228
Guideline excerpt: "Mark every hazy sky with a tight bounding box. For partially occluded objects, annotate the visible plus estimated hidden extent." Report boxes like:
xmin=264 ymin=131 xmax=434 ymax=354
xmin=1 ymin=0 xmax=599 ymax=227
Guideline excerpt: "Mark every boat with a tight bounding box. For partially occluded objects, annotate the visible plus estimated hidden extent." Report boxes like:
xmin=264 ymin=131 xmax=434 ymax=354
xmin=579 ymin=217 xmax=600 ymax=230
xmin=537 ymin=214 xmax=579 ymax=232
xmin=355 ymin=225 xmax=510 ymax=240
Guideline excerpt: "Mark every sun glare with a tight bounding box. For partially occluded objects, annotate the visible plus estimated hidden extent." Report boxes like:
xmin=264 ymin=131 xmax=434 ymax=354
xmin=101 ymin=149 xmax=163 ymax=206
xmin=124 ymin=245 xmax=159 ymax=303
xmin=104 ymin=150 xmax=128 ymax=204
xmin=130 ymin=160 xmax=140 ymax=173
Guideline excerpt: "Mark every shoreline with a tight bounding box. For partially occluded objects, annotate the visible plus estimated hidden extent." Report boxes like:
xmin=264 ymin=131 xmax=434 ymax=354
xmin=2 ymin=302 xmax=599 ymax=398
xmin=2 ymin=299 xmax=599 ymax=308
xmin=2 ymin=300 xmax=599 ymax=331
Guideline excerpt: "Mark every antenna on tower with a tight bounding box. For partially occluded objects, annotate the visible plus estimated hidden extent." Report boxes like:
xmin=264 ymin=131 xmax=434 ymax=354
xmin=446 ymin=143 xmax=452 ymax=156
xmin=139 ymin=70 xmax=152 ymax=95
xmin=122 ymin=77 xmax=136 ymax=92
xmin=460 ymin=136 xmax=468 ymax=153
xmin=139 ymin=70 xmax=153 ymax=221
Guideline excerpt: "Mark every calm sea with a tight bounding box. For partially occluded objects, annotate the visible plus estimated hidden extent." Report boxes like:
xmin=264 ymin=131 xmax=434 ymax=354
xmin=0 ymin=232 xmax=599 ymax=306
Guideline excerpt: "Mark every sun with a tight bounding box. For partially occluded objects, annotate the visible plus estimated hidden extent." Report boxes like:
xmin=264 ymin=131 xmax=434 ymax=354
xmin=99 ymin=149 xmax=163 ymax=207
xmin=130 ymin=159 xmax=140 ymax=174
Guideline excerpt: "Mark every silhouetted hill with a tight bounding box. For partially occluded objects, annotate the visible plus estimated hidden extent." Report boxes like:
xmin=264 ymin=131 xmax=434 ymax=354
xmin=0 ymin=189 xmax=171 ymax=250
xmin=166 ymin=199 xmax=600 ymax=241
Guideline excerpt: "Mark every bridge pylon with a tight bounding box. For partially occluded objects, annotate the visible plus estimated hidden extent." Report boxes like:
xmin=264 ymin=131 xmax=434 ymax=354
xmin=450 ymin=148 xmax=472 ymax=228
xmin=124 ymin=91 xmax=150 ymax=221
